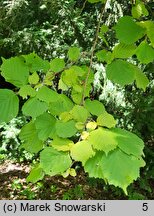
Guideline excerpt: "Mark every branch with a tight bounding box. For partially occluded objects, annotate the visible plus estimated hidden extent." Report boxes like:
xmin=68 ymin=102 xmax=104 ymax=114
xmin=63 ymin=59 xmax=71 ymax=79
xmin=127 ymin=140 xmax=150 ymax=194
xmin=81 ymin=1 xmax=107 ymax=105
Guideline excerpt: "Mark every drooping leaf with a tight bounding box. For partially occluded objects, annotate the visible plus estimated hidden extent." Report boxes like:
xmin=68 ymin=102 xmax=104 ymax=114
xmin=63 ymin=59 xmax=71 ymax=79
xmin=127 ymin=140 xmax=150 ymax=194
xmin=18 ymin=85 xmax=36 ymax=99
xmin=51 ymin=136 xmax=74 ymax=151
xmin=23 ymin=52 xmax=50 ymax=73
xmin=50 ymin=58 xmax=65 ymax=73
xmin=84 ymin=99 xmax=105 ymax=116
xmin=35 ymin=113 xmax=56 ymax=141
xmin=19 ymin=122 xmax=43 ymax=153
xmin=71 ymin=140 xmax=95 ymax=165
xmin=84 ymin=151 xmax=105 ymax=178
xmin=88 ymin=127 xmax=118 ymax=155
xmin=68 ymin=47 xmax=80 ymax=62
xmin=70 ymin=105 xmax=90 ymax=123
xmin=136 ymin=41 xmax=154 ymax=64
xmin=135 ymin=69 xmax=149 ymax=91
xmin=56 ymin=120 xmax=77 ymax=138
xmin=37 ymin=86 xmax=59 ymax=104
xmin=113 ymin=43 xmax=136 ymax=59
xmin=40 ymin=147 xmax=72 ymax=175
xmin=101 ymin=149 xmax=145 ymax=194
xmin=114 ymin=16 xmax=145 ymax=44
xmin=1 ymin=57 xmax=29 ymax=87
xmin=97 ymin=112 xmax=116 ymax=128
xmin=28 ymin=72 xmax=39 ymax=84
xmin=0 ymin=89 xmax=19 ymax=123
xmin=27 ymin=165 xmax=44 ymax=183
xmin=22 ymin=97 xmax=48 ymax=119
xmin=111 ymin=128 xmax=144 ymax=157
xmin=106 ymin=59 xmax=136 ymax=86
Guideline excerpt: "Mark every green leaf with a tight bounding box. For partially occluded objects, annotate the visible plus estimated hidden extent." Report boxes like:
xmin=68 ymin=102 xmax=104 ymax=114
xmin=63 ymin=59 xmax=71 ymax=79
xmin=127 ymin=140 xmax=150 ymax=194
xmin=40 ymin=147 xmax=72 ymax=175
xmin=23 ymin=52 xmax=50 ymax=73
xmin=56 ymin=120 xmax=77 ymax=138
xmin=50 ymin=58 xmax=65 ymax=73
xmin=18 ymin=85 xmax=36 ymax=99
xmin=28 ymin=72 xmax=39 ymax=84
xmin=84 ymin=99 xmax=105 ymax=116
xmin=113 ymin=43 xmax=136 ymax=59
xmin=101 ymin=149 xmax=145 ymax=194
xmin=62 ymin=66 xmax=86 ymax=87
xmin=100 ymin=24 xmax=109 ymax=34
xmin=27 ymin=165 xmax=44 ymax=183
xmin=84 ymin=151 xmax=105 ymax=178
xmin=0 ymin=89 xmax=19 ymax=123
xmin=139 ymin=21 xmax=154 ymax=47
xmin=1 ymin=57 xmax=29 ymax=87
xmin=71 ymin=140 xmax=95 ymax=165
xmin=114 ymin=16 xmax=145 ymax=44
xmin=22 ymin=97 xmax=48 ymax=119
xmin=75 ymin=122 xmax=85 ymax=130
xmin=131 ymin=2 xmax=149 ymax=19
xmin=106 ymin=59 xmax=136 ymax=86
xmin=37 ymin=86 xmax=59 ymax=104
xmin=135 ymin=69 xmax=149 ymax=91
xmin=35 ymin=113 xmax=56 ymax=141
xmin=111 ymin=128 xmax=144 ymax=157
xmin=131 ymin=3 xmax=143 ymax=19
xmin=60 ymin=112 xmax=72 ymax=122
xmin=49 ymin=94 xmax=73 ymax=116
xmin=88 ymin=128 xmax=118 ymax=155
xmin=68 ymin=47 xmax=80 ymax=62
xmin=136 ymin=41 xmax=154 ymax=64
xmin=71 ymin=90 xmax=83 ymax=105
xmin=52 ymin=136 xmax=74 ymax=151
xmin=19 ymin=122 xmax=43 ymax=153
xmin=96 ymin=50 xmax=113 ymax=63
xmin=70 ymin=105 xmax=90 ymax=123
xmin=97 ymin=112 xmax=116 ymax=128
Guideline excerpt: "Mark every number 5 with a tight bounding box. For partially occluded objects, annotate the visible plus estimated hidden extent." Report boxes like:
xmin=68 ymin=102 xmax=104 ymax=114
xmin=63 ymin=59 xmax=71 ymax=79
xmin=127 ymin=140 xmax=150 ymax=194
xmin=142 ymin=203 xmax=148 ymax=211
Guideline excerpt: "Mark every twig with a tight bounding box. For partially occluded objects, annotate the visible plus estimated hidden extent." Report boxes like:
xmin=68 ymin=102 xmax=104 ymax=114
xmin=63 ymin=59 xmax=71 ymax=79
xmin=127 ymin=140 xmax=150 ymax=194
xmin=81 ymin=1 xmax=107 ymax=105
xmin=78 ymin=0 xmax=87 ymax=16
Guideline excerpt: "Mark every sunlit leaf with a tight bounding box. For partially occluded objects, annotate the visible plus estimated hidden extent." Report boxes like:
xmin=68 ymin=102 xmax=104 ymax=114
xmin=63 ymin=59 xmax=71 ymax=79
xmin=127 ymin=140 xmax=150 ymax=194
xmin=71 ymin=140 xmax=95 ymax=165
xmin=97 ymin=112 xmax=116 ymax=128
